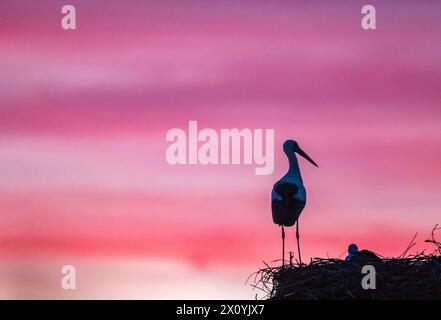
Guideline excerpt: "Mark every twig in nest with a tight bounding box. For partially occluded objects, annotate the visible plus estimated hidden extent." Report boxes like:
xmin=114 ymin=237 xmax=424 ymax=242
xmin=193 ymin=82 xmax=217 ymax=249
xmin=398 ymin=232 xmax=418 ymax=259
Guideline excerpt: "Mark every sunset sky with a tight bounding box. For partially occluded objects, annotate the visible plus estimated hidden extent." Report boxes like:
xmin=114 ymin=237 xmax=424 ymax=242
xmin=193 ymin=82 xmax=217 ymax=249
xmin=0 ymin=0 xmax=440 ymax=299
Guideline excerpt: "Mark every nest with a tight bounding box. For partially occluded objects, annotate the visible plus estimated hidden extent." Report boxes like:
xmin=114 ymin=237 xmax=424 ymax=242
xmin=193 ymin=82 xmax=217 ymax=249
xmin=248 ymin=225 xmax=441 ymax=300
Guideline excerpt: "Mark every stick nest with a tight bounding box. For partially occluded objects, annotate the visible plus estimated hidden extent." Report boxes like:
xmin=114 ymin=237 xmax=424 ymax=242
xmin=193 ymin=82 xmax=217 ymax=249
xmin=247 ymin=225 xmax=441 ymax=300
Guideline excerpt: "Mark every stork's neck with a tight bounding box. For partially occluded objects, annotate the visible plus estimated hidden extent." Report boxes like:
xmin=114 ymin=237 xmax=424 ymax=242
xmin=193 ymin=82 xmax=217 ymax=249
xmin=285 ymin=150 xmax=303 ymax=180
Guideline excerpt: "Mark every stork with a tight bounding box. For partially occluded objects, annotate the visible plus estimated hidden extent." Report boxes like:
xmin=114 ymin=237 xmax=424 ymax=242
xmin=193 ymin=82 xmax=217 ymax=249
xmin=271 ymin=140 xmax=318 ymax=266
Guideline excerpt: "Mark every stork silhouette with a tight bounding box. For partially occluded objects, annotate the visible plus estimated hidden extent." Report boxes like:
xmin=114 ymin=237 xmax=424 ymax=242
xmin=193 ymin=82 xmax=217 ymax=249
xmin=271 ymin=140 xmax=318 ymax=266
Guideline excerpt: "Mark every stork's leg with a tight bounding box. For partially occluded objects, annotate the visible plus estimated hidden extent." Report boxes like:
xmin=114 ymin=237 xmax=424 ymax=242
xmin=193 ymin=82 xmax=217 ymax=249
xmin=282 ymin=225 xmax=285 ymax=267
xmin=296 ymin=220 xmax=302 ymax=266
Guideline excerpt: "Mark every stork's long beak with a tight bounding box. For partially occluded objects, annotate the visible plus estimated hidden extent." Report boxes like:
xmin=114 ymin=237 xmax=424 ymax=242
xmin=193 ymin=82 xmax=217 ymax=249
xmin=296 ymin=146 xmax=319 ymax=167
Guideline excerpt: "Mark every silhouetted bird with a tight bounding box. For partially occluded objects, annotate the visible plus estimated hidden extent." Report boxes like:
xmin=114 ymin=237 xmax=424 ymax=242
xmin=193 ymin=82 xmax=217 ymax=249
xmin=272 ymin=140 xmax=318 ymax=266
xmin=345 ymin=243 xmax=359 ymax=262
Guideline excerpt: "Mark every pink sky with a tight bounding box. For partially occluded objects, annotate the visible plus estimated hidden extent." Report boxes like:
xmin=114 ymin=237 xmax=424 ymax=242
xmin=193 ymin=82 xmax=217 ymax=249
xmin=0 ymin=0 xmax=441 ymax=298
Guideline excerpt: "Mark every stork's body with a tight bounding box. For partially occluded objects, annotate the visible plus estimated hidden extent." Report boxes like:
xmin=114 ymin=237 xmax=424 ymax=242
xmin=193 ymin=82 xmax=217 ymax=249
xmin=271 ymin=140 xmax=318 ymax=266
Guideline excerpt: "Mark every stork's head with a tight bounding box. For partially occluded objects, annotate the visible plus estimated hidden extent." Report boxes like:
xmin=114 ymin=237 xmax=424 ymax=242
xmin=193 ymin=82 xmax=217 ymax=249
xmin=348 ymin=243 xmax=359 ymax=254
xmin=283 ymin=140 xmax=298 ymax=153
xmin=283 ymin=139 xmax=319 ymax=167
